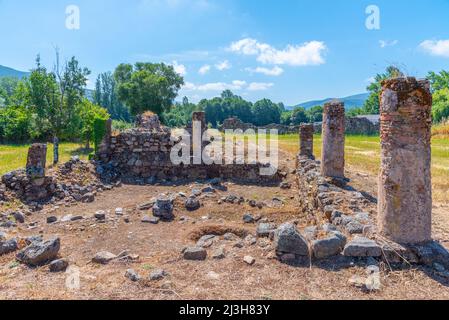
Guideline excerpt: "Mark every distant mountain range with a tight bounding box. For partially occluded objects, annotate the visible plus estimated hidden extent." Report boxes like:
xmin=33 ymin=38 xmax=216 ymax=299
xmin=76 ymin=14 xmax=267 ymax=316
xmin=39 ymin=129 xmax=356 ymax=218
xmin=0 ymin=65 xmax=30 ymax=79
xmin=289 ymin=93 xmax=370 ymax=111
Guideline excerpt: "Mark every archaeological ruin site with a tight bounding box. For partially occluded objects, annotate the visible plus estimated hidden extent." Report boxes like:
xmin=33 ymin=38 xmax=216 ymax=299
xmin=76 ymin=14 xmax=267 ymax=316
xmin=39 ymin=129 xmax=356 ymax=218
xmin=1 ymin=77 xmax=449 ymax=300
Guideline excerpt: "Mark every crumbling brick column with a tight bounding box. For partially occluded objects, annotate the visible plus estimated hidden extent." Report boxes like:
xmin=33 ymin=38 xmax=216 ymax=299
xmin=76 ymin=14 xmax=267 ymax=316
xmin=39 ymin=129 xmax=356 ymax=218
xmin=378 ymin=77 xmax=433 ymax=244
xmin=299 ymin=124 xmax=314 ymax=159
xmin=321 ymin=101 xmax=345 ymax=178
xmin=26 ymin=143 xmax=47 ymax=179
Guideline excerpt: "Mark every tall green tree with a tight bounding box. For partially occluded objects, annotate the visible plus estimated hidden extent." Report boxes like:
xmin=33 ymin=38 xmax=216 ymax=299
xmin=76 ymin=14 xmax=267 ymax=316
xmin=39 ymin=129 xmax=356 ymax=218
xmin=114 ymin=62 xmax=184 ymax=116
xmin=432 ymin=88 xmax=449 ymax=123
xmin=94 ymin=71 xmax=131 ymax=121
xmin=363 ymin=66 xmax=404 ymax=114
xmin=427 ymin=70 xmax=449 ymax=93
xmin=252 ymin=99 xmax=281 ymax=126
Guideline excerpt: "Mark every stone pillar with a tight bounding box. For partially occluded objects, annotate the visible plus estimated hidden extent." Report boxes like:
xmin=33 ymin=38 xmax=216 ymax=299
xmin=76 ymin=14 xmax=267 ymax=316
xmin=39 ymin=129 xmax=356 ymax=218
xmin=99 ymin=119 xmax=112 ymax=161
xmin=26 ymin=143 xmax=47 ymax=179
xmin=192 ymin=112 xmax=206 ymax=164
xmin=321 ymin=101 xmax=345 ymax=178
xmin=299 ymin=124 xmax=314 ymax=159
xmin=378 ymin=77 xmax=432 ymax=244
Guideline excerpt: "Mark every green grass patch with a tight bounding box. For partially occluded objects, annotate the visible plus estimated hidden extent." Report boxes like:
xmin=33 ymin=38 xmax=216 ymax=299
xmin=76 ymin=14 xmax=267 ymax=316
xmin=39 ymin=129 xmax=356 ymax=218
xmin=0 ymin=142 xmax=91 ymax=175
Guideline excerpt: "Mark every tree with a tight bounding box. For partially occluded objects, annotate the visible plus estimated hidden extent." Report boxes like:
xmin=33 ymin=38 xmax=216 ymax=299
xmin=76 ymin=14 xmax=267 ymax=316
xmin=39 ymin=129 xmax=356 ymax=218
xmin=363 ymin=66 xmax=404 ymax=114
xmin=432 ymin=88 xmax=449 ymax=123
xmin=0 ymin=77 xmax=20 ymax=106
xmin=305 ymin=105 xmax=323 ymax=123
xmin=114 ymin=62 xmax=184 ymax=116
xmin=252 ymin=99 xmax=281 ymax=126
xmin=77 ymin=98 xmax=110 ymax=149
xmin=427 ymin=70 xmax=449 ymax=93
xmin=290 ymin=107 xmax=308 ymax=125
xmin=94 ymin=72 xmax=131 ymax=121
xmin=28 ymin=53 xmax=90 ymax=164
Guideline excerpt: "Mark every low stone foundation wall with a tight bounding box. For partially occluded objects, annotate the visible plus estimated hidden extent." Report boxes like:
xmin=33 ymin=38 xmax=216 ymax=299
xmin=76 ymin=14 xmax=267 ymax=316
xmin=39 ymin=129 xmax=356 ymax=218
xmin=98 ymin=114 xmax=281 ymax=185
xmin=1 ymin=170 xmax=57 ymax=203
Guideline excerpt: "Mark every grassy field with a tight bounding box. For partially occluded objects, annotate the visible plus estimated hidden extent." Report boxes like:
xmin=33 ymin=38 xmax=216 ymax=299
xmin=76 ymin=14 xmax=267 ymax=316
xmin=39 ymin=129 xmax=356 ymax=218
xmin=279 ymin=134 xmax=449 ymax=204
xmin=0 ymin=143 xmax=90 ymax=176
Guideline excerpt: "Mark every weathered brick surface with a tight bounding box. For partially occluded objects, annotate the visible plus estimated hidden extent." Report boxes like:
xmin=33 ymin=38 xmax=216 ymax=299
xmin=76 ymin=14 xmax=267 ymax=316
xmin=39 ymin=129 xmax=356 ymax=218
xmin=321 ymin=101 xmax=345 ymax=178
xmin=299 ymin=124 xmax=314 ymax=159
xmin=378 ymin=77 xmax=433 ymax=244
xmin=26 ymin=143 xmax=47 ymax=179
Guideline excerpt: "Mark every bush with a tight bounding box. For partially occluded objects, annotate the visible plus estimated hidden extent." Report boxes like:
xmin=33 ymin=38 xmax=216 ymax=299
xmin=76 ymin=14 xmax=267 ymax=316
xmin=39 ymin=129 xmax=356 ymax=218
xmin=0 ymin=106 xmax=32 ymax=143
xmin=93 ymin=117 xmax=108 ymax=154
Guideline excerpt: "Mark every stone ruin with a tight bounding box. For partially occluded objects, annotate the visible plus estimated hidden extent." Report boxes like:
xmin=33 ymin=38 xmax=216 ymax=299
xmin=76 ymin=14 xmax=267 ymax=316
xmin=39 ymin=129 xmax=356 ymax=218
xmin=321 ymin=100 xmax=345 ymax=179
xmin=221 ymin=116 xmax=379 ymax=136
xmin=97 ymin=112 xmax=281 ymax=185
xmin=2 ymin=144 xmax=57 ymax=203
xmin=299 ymin=124 xmax=314 ymax=160
xmin=295 ymin=78 xmax=449 ymax=268
xmin=378 ymin=77 xmax=433 ymax=244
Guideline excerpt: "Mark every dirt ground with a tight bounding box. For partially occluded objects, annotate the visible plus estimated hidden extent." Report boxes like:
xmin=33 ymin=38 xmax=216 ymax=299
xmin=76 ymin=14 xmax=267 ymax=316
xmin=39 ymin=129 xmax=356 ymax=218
xmin=1 ymin=152 xmax=449 ymax=300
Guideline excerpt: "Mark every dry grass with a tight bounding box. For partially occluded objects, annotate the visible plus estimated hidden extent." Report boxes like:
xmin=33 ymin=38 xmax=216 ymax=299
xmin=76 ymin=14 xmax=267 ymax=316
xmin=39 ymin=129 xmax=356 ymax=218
xmin=278 ymin=134 xmax=449 ymax=204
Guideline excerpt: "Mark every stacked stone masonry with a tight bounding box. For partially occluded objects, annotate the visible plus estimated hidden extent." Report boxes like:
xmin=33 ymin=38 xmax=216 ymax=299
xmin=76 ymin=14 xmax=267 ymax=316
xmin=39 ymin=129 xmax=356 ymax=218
xmin=99 ymin=113 xmax=281 ymax=184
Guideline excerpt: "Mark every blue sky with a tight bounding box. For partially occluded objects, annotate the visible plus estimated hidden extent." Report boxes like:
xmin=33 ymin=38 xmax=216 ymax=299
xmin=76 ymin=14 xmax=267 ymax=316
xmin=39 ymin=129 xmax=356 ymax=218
xmin=1 ymin=0 xmax=449 ymax=105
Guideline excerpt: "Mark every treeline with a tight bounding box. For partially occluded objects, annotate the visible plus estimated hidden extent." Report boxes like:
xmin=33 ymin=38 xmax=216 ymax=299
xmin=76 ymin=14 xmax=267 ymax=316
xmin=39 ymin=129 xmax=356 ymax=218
xmin=162 ymin=90 xmax=323 ymax=128
xmin=348 ymin=66 xmax=449 ymax=123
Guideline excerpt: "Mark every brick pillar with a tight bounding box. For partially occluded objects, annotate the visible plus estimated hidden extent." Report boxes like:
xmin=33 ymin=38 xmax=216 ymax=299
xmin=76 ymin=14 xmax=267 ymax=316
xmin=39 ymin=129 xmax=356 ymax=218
xmin=26 ymin=143 xmax=47 ymax=179
xmin=321 ymin=101 xmax=345 ymax=178
xmin=378 ymin=77 xmax=432 ymax=244
xmin=299 ymin=124 xmax=314 ymax=159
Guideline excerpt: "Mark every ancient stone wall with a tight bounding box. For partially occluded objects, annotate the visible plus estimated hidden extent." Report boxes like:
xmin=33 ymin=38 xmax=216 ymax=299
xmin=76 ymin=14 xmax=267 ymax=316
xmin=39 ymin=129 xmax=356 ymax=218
xmin=378 ymin=77 xmax=433 ymax=244
xmin=98 ymin=113 xmax=281 ymax=185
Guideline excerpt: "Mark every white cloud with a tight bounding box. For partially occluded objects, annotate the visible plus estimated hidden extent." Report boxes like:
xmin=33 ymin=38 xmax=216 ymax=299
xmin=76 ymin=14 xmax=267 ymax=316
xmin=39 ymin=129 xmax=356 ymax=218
xmin=198 ymin=64 xmax=211 ymax=75
xmin=215 ymin=60 xmax=232 ymax=71
xmin=229 ymin=38 xmax=327 ymax=66
xmin=379 ymin=40 xmax=398 ymax=48
xmin=183 ymin=80 xmax=246 ymax=92
xmin=171 ymin=60 xmax=187 ymax=76
xmin=247 ymin=82 xmax=274 ymax=91
xmin=420 ymin=39 xmax=449 ymax=58
xmin=245 ymin=66 xmax=284 ymax=76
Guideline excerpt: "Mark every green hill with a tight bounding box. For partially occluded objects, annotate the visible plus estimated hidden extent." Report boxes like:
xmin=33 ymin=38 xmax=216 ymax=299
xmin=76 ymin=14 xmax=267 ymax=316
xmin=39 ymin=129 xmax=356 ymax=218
xmin=0 ymin=65 xmax=30 ymax=79
xmin=290 ymin=93 xmax=369 ymax=111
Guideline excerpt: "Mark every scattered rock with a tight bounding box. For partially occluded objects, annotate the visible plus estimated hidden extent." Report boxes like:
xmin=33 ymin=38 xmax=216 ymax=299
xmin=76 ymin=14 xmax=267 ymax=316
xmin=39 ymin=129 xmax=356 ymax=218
xmin=142 ymin=216 xmax=160 ymax=224
xmin=47 ymin=216 xmax=57 ymax=224
xmin=343 ymin=237 xmax=382 ymax=257
xmin=274 ymin=223 xmax=309 ymax=256
xmin=206 ymin=271 xmax=220 ymax=280
xmin=183 ymin=247 xmax=207 ymax=261
xmin=92 ymin=251 xmax=117 ymax=264
xmin=312 ymin=232 xmax=347 ymax=259
xmin=153 ymin=196 xmax=174 ymax=221
xmin=94 ymin=211 xmax=106 ymax=221
xmin=212 ymin=247 xmax=226 ymax=260
xmin=49 ymin=258 xmax=69 ymax=272
xmin=244 ymin=235 xmax=257 ymax=246
xmin=16 ymin=237 xmax=60 ymax=266
xmin=0 ymin=238 xmax=18 ymax=255
xmin=243 ymin=255 xmax=256 ymax=265
xmin=196 ymin=235 xmax=217 ymax=248
xmin=13 ymin=211 xmax=25 ymax=223
xmin=303 ymin=226 xmax=318 ymax=241
xmin=81 ymin=193 xmax=95 ymax=203
xmin=115 ymin=208 xmax=124 ymax=216
xmin=280 ymin=182 xmax=291 ymax=189
xmin=243 ymin=213 xmax=255 ymax=224
xmin=223 ymin=233 xmax=237 ymax=241
xmin=71 ymin=215 xmax=84 ymax=222
xmin=185 ymin=197 xmax=201 ymax=211
xmin=345 ymin=221 xmax=364 ymax=234
xmin=149 ymin=269 xmax=168 ymax=281
xmin=256 ymin=223 xmax=277 ymax=238
xmin=125 ymin=269 xmax=140 ymax=282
